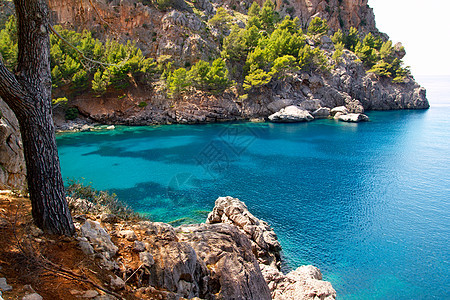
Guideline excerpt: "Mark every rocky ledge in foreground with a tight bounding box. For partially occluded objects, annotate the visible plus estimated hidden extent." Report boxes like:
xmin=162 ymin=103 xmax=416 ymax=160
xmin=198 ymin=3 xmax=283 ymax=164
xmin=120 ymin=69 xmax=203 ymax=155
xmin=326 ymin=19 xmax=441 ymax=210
xmin=69 ymin=196 xmax=336 ymax=299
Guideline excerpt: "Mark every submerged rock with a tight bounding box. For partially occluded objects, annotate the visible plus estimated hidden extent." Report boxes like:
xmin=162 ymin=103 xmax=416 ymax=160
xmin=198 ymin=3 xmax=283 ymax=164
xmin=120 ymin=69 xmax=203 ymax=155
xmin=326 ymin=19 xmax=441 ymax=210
xmin=269 ymin=106 xmax=314 ymax=123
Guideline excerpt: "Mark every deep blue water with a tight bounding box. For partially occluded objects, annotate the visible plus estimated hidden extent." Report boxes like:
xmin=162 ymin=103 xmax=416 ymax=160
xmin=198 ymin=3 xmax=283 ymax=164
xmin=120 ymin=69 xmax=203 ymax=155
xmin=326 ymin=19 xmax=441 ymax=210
xmin=57 ymin=76 xmax=450 ymax=299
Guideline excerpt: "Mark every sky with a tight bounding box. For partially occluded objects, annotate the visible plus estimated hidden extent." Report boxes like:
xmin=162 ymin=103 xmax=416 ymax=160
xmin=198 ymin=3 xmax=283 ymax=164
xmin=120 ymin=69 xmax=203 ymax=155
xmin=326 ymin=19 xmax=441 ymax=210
xmin=368 ymin=0 xmax=450 ymax=76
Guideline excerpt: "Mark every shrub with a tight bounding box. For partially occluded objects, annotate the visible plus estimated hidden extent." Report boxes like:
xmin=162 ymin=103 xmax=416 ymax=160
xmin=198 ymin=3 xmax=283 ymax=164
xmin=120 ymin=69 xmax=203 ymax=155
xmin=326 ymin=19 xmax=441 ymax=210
xmin=65 ymin=107 xmax=79 ymax=120
xmin=66 ymin=179 xmax=144 ymax=220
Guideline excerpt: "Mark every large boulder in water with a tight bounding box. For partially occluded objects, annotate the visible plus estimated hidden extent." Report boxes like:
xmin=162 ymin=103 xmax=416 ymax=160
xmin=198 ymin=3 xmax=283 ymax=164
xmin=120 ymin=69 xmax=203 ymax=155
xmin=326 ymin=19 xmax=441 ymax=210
xmin=338 ymin=113 xmax=370 ymax=122
xmin=269 ymin=106 xmax=314 ymax=123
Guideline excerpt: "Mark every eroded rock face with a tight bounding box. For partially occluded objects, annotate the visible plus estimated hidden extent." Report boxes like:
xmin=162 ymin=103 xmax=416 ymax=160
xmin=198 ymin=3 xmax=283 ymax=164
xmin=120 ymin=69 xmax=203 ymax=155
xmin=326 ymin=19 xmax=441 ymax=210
xmin=0 ymin=99 xmax=26 ymax=190
xmin=207 ymin=196 xmax=282 ymax=269
xmin=74 ymin=197 xmax=336 ymax=299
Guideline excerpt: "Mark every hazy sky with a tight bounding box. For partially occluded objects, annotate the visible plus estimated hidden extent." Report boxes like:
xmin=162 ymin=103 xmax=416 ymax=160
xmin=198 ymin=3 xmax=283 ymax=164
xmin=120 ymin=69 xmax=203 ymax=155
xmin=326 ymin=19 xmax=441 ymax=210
xmin=368 ymin=0 xmax=450 ymax=76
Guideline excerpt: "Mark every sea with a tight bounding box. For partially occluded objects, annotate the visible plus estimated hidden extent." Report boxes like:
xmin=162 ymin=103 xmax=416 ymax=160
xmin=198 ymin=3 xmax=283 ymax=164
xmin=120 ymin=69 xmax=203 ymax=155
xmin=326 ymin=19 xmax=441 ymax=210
xmin=57 ymin=75 xmax=450 ymax=299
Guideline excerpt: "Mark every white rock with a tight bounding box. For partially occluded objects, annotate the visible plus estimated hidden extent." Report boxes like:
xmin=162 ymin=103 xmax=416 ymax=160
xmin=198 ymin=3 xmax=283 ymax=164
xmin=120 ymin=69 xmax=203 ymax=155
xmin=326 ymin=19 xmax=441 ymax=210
xmin=312 ymin=107 xmax=331 ymax=119
xmin=330 ymin=106 xmax=349 ymax=116
xmin=338 ymin=113 xmax=369 ymax=122
xmin=22 ymin=293 xmax=43 ymax=300
xmin=268 ymin=106 xmax=314 ymax=123
xmin=81 ymin=220 xmax=118 ymax=257
xmin=0 ymin=278 xmax=12 ymax=291
xmin=117 ymin=230 xmax=137 ymax=241
xmin=139 ymin=251 xmax=155 ymax=267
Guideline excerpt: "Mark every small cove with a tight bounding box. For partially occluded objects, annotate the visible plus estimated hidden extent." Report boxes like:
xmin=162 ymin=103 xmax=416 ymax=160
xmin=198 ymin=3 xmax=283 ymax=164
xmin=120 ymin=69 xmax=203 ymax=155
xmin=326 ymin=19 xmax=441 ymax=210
xmin=57 ymin=79 xmax=450 ymax=299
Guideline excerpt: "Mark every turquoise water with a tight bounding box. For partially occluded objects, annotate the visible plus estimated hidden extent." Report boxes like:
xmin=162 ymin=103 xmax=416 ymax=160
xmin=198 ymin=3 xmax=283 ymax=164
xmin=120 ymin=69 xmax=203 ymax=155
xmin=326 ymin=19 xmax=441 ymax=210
xmin=57 ymin=77 xmax=450 ymax=299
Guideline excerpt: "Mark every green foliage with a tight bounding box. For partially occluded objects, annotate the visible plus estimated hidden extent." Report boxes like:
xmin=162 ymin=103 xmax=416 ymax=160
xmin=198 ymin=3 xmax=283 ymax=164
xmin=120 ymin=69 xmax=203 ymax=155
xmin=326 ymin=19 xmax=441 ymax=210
xmin=138 ymin=101 xmax=148 ymax=107
xmin=260 ymin=0 xmax=277 ymax=33
xmin=307 ymin=17 xmax=329 ymax=37
xmin=332 ymin=42 xmax=344 ymax=64
xmin=52 ymin=97 xmax=69 ymax=107
xmin=66 ymin=179 xmax=144 ymax=220
xmin=355 ymin=41 xmax=377 ymax=68
xmin=331 ymin=29 xmax=344 ymax=44
xmin=0 ymin=15 xmax=17 ymax=69
xmin=248 ymin=1 xmax=261 ymax=18
xmin=243 ymin=68 xmax=272 ymax=90
xmin=71 ymin=69 xmax=88 ymax=90
xmin=166 ymin=68 xmax=190 ymax=97
xmin=209 ymin=7 xmax=232 ymax=33
xmin=298 ymin=44 xmax=328 ymax=71
xmin=344 ymin=27 xmax=359 ymax=51
xmin=167 ymin=58 xmax=232 ymax=96
xmin=65 ymin=107 xmax=79 ymax=120
xmin=156 ymin=0 xmax=173 ymax=10
xmin=91 ymin=69 xmax=109 ymax=96
xmin=270 ymin=55 xmax=298 ymax=78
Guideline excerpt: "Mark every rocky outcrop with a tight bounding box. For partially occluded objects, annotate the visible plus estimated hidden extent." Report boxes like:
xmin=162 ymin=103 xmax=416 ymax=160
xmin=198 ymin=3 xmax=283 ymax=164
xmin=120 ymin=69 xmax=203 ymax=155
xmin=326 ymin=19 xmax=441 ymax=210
xmin=0 ymin=100 xmax=26 ymax=190
xmin=338 ymin=113 xmax=369 ymax=122
xmin=70 ymin=196 xmax=336 ymax=299
xmin=269 ymin=105 xmax=315 ymax=123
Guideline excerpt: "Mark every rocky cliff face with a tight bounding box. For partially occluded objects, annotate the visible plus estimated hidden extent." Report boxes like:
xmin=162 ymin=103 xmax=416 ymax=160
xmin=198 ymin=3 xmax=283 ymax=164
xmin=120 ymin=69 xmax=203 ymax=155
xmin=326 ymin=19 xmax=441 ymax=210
xmin=69 ymin=195 xmax=336 ymax=299
xmin=65 ymin=44 xmax=428 ymax=127
xmin=0 ymin=100 xmax=26 ymax=190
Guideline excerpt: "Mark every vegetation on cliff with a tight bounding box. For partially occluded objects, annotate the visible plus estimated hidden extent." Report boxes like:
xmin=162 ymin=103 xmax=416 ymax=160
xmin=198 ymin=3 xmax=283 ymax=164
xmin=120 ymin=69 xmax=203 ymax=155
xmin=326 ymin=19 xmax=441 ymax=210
xmin=0 ymin=0 xmax=411 ymax=105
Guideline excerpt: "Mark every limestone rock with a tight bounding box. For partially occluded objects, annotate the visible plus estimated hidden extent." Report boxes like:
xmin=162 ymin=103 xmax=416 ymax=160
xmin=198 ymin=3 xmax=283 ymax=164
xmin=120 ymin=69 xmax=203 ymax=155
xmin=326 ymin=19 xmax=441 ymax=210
xmin=176 ymin=223 xmax=272 ymax=300
xmin=0 ymin=99 xmax=26 ymax=190
xmin=261 ymin=264 xmax=336 ymax=300
xmin=133 ymin=240 xmax=146 ymax=252
xmin=0 ymin=278 xmax=12 ymax=292
xmin=338 ymin=113 xmax=369 ymax=122
xmin=109 ymin=275 xmax=125 ymax=291
xmin=312 ymin=107 xmax=331 ymax=119
xmin=139 ymin=251 xmax=155 ymax=267
xmin=269 ymin=106 xmax=314 ymax=123
xmin=22 ymin=293 xmax=43 ymax=300
xmin=207 ymin=196 xmax=281 ymax=268
xmin=80 ymin=220 xmax=118 ymax=257
xmin=117 ymin=229 xmax=137 ymax=241
xmin=100 ymin=213 xmax=117 ymax=224
xmin=330 ymin=106 xmax=349 ymax=116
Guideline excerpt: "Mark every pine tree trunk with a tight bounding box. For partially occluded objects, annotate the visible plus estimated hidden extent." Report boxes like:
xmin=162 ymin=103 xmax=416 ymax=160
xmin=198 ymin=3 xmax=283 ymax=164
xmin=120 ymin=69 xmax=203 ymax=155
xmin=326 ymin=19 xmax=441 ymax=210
xmin=0 ymin=0 xmax=74 ymax=235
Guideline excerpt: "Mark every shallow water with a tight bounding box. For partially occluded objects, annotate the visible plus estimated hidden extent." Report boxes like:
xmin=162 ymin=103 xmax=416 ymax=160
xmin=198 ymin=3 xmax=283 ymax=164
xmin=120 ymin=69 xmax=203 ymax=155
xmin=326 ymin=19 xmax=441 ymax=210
xmin=57 ymin=77 xmax=450 ymax=299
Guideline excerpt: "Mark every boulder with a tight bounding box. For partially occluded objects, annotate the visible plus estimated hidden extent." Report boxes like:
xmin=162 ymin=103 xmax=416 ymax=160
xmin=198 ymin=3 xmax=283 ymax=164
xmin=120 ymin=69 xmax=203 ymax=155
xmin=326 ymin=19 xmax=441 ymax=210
xmin=80 ymin=220 xmax=118 ymax=258
xmin=117 ymin=229 xmax=137 ymax=241
xmin=0 ymin=278 xmax=12 ymax=292
xmin=176 ymin=223 xmax=272 ymax=300
xmin=312 ymin=107 xmax=331 ymax=119
xmin=269 ymin=106 xmax=314 ymax=123
xmin=338 ymin=113 xmax=369 ymax=122
xmin=330 ymin=106 xmax=349 ymax=116
xmin=22 ymin=293 xmax=43 ymax=300
xmin=206 ymin=196 xmax=281 ymax=268
xmin=261 ymin=264 xmax=336 ymax=300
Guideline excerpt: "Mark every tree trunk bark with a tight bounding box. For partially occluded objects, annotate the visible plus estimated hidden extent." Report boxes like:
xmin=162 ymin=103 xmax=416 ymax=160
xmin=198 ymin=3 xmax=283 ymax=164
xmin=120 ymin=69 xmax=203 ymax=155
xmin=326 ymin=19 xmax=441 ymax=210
xmin=0 ymin=0 xmax=74 ymax=235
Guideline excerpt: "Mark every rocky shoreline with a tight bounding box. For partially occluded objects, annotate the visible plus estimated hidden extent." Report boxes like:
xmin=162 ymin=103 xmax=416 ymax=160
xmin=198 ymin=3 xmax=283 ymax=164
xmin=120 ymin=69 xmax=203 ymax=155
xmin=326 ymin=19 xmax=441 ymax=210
xmin=67 ymin=195 xmax=336 ymax=299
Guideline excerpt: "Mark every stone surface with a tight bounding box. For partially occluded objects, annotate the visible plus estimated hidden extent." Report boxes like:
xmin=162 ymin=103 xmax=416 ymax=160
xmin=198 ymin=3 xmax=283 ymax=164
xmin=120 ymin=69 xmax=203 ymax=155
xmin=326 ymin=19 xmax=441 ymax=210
xmin=330 ymin=106 xmax=349 ymax=116
xmin=133 ymin=240 xmax=146 ymax=252
xmin=0 ymin=100 xmax=26 ymax=190
xmin=22 ymin=293 xmax=43 ymax=300
xmin=207 ymin=196 xmax=281 ymax=268
xmin=80 ymin=220 xmax=118 ymax=257
xmin=312 ymin=107 xmax=331 ymax=119
xmin=139 ymin=251 xmax=155 ymax=267
xmin=176 ymin=223 xmax=272 ymax=300
xmin=269 ymin=106 xmax=314 ymax=123
xmin=117 ymin=230 xmax=137 ymax=241
xmin=261 ymin=264 xmax=336 ymax=300
xmin=109 ymin=275 xmax=126 ymax=291
xmin=0 ymin=278 xmax=12 ymax=292
xmin=338 ymin=113 xmax=370 ymax=122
